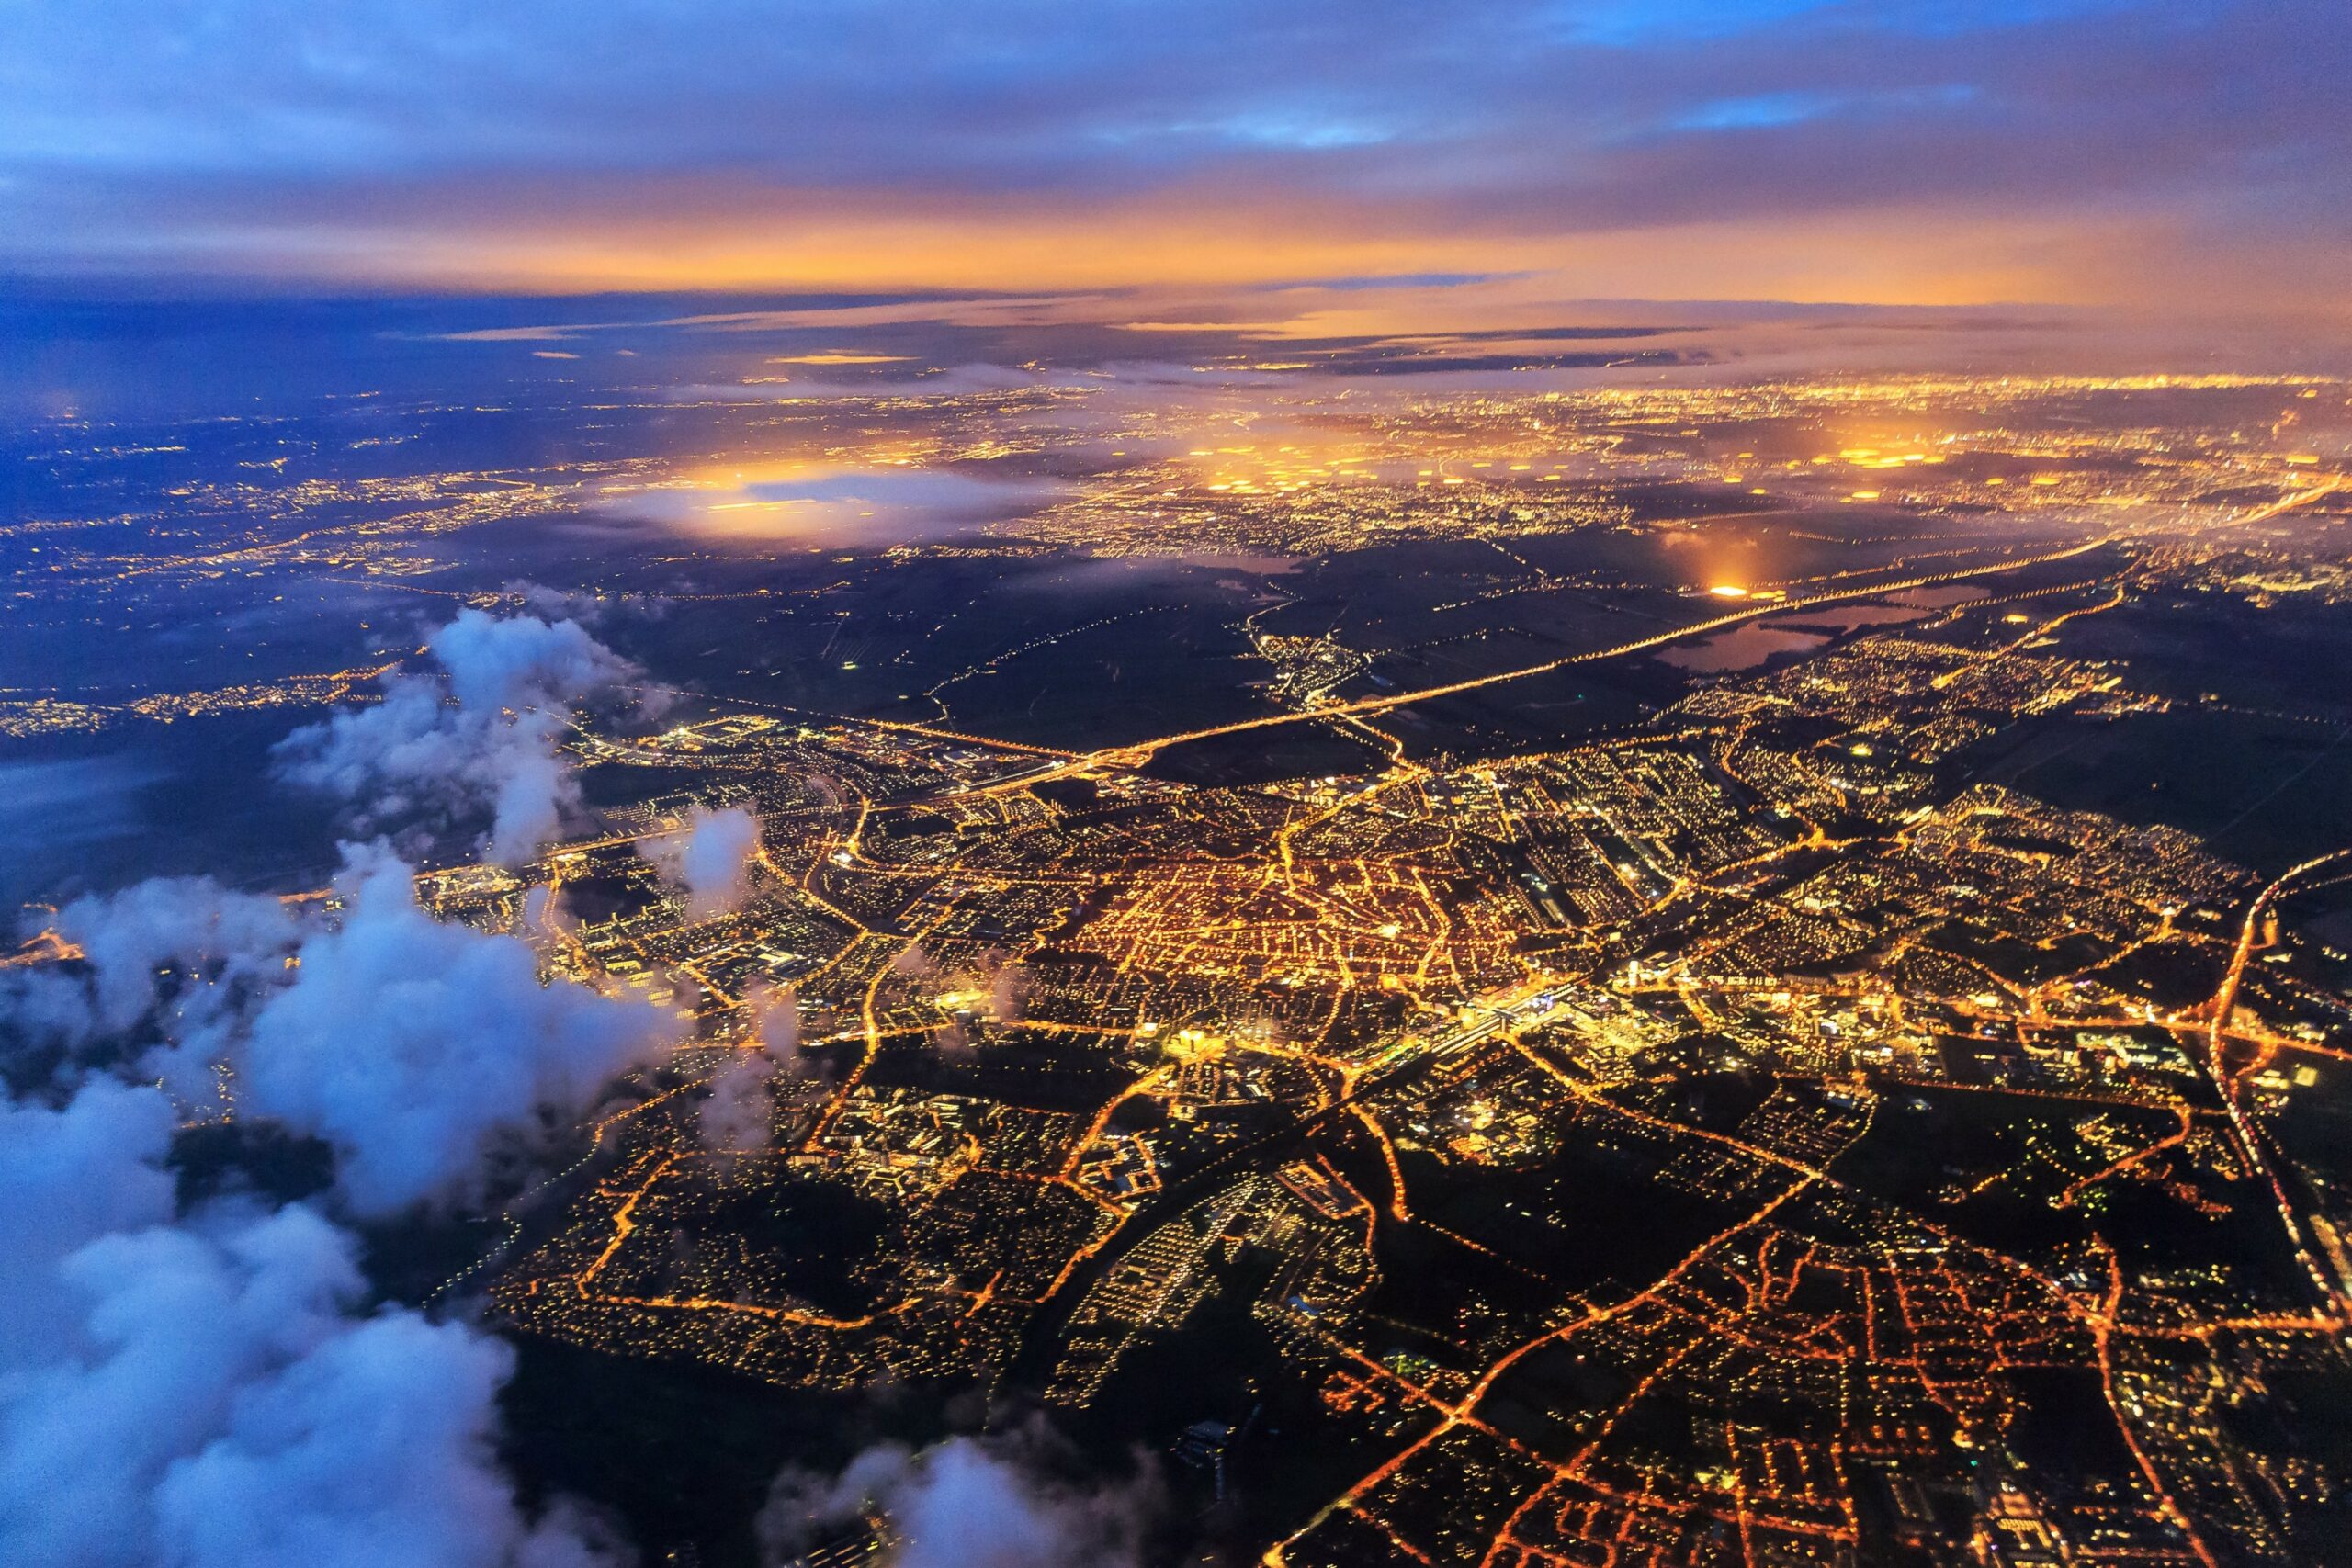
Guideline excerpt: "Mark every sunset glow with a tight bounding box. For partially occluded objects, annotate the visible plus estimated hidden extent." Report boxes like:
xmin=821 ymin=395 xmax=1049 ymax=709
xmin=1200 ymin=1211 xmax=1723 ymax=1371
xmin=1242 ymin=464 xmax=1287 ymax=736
xmin=0 ymin=1 xmax=2344 ymax=329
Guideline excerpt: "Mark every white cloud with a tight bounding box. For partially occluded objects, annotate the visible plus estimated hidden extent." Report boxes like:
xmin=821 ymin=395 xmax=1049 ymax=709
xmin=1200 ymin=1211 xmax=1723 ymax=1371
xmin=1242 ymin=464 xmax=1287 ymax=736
xmin=0 ymin=1085 xmax=621 ymax=1568
xmin=696 ymin=984 xmax=808 ymax=1152
xmin=274 ymin=610 xmax=642 ymax=866
xmin=0 ymin=1078 xmax=178 ymax=1372
xmin=6 ymin=840 xmax=681 ymax=1218
xmin=154 ymin=1311 xmax=624 ymax=1568
xmin=237 ymin=844 xmax=683 ymax=1214
xmin=760 ymin=1425 xmax=1156 ymax=1568
xmin=1 ymin=877 xmax=297 ymax=1070
xmin=639 ymin=804 xmax=761 ymax=919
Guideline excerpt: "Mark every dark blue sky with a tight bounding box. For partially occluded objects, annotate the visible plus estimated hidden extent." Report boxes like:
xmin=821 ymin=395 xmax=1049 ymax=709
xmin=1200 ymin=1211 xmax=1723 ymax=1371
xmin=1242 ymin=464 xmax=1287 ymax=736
xmin=0 ymin=1 xmax=2344 ymax=320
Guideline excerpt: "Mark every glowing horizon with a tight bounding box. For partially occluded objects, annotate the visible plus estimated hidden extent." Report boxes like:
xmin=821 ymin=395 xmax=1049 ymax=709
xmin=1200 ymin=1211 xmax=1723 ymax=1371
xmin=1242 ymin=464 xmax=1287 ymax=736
xmin=0 ymin=0 xmax=2343 ymax=327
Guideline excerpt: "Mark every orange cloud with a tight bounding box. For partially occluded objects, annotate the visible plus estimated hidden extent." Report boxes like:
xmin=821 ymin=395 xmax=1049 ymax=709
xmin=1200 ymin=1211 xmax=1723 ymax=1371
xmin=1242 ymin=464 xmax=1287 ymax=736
xmin=151 ymin=188 xmax=2348 ymax=335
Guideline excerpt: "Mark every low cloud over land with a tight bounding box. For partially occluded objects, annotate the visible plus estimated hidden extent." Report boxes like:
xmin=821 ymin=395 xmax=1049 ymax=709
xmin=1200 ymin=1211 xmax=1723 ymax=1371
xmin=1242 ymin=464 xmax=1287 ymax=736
xmin=609 ymin=464 xmax=1060 ymax=548
xmin=275 ymin=610 xmax=644 ymax=866
xmin=639 ymin=805 xmax=761 ymax=920
xmin=761 ymin=1425 xmax=1157 ymax=1568
xmin=0 ymin=1055 xmax=631 ymax=1568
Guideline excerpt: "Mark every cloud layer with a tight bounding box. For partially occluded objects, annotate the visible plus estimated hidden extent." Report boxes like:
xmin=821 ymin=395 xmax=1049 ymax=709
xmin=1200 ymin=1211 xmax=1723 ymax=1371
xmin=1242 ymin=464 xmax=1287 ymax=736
xmin=0 ymin=2 xmax=2346 ymax=310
